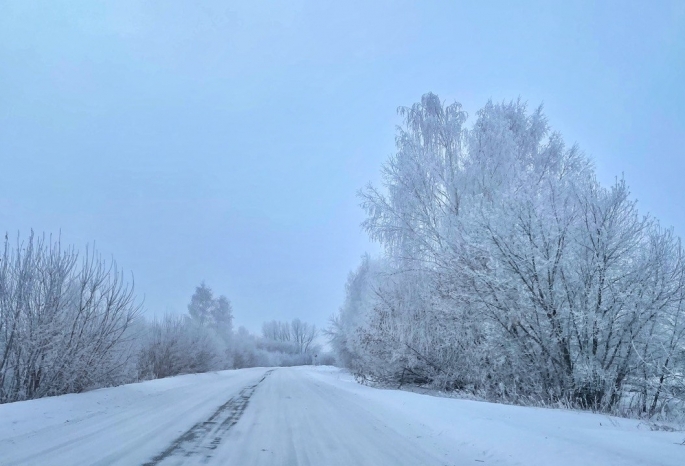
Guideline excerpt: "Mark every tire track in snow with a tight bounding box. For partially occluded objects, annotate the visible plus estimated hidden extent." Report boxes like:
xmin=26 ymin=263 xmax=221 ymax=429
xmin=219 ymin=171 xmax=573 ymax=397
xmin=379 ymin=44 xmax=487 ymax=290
xmin=143 ymin=369 xmax=275 ymax=465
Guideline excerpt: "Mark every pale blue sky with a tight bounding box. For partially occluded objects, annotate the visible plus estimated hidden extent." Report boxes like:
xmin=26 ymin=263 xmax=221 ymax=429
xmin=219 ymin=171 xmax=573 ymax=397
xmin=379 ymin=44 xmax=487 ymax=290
xmin=1 ymin=1 xmax=684 ymax=331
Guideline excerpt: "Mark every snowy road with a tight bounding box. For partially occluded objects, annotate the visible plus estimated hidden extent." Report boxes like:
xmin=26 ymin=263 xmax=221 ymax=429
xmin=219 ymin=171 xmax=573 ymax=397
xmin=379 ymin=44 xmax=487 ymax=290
xmin=0 ymin=366 xmax=682 ymax=465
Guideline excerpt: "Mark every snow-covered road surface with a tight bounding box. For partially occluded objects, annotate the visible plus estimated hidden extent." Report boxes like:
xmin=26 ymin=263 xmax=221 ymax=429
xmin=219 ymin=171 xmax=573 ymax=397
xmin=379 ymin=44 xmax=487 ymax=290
xmin=0 ymin=366 xmax=682 ymax=465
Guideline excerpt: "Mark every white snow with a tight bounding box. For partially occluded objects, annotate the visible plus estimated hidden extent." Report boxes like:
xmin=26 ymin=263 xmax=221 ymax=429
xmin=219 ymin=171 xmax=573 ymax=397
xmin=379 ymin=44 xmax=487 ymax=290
xmin=0 ymin=366 xmax=682 ymax=465
xmin=0 ymin=368 xmax=271 ymax=465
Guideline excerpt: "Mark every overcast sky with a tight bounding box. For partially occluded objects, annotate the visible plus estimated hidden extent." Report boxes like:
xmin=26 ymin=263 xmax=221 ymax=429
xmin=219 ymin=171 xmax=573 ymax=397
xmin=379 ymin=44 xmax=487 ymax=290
xmin=1 ymin=1 xmax=684 ymax=332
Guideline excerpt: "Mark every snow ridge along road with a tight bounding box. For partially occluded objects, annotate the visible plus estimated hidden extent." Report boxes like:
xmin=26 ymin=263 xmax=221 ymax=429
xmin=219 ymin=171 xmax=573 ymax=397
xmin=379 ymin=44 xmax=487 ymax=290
xmin=144 ymin=369 xmax=275 ymax=466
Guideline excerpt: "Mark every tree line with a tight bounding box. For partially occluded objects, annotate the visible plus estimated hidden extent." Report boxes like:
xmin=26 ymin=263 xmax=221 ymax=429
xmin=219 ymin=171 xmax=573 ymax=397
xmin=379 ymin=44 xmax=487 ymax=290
xmin=328 ymin=93 xmax=685 ymax=419
xmin=0 ymin=235 xmax=324 ymax=404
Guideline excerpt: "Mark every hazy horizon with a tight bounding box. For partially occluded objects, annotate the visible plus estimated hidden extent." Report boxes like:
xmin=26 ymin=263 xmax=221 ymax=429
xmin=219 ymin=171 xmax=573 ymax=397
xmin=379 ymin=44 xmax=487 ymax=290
xmin=1 ymin=0 xmax=684 ymax=333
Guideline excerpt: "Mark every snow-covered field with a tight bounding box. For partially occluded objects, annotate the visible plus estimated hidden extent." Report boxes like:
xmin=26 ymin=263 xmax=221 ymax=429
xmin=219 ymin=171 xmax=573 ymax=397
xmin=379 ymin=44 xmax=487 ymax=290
xmin=0 ymin=366 xmax=682 ymax=465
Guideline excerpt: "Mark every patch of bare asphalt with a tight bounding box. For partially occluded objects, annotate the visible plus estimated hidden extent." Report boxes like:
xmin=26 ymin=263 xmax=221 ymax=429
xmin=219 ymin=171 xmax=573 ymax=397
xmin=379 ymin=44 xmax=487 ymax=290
xmin=143 ymin=369 xmax=275 ymax=465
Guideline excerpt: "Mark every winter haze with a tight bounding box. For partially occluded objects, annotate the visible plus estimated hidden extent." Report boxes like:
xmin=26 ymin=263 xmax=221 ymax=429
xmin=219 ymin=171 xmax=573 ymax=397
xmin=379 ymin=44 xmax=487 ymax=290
xmin=2 ymin=1 xmax=683 ymax=332
xmin=2 ymin=2 xmax=685 ymax=466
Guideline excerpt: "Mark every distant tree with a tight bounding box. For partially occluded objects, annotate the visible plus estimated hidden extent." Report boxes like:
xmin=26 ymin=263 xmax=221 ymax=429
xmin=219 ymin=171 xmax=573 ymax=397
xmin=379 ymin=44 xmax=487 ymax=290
xmin=261 ymin=318 xmax=319 ymax=356
xmin=291 ymin=318 xmax=317 ymax=354
xmin=212 ymin=295 xmax=234 ymax=337
xmin=137 ymin=314 xmax=225 ymax=379
xmin=188 ymin=282 xmax=214 ymax=326
xmin=262 ymin=320 xmax=292 ymax=342
xmin=188 ymin=282 xmax=233 ymax=337
xmin=261 ymin=320 xmax=278 ymax=340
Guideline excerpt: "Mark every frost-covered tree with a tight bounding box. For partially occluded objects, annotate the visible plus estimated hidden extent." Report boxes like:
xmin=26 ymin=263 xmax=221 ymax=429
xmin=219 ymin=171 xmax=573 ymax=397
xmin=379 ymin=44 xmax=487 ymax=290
xmin=188 ymin=282 xmax=214 ymax=325
xmin=213 ymin=295 xmax=234 ymax=337
xmin=291 ymin=318 xmax=317 ymax=354
xmin=262 ymin=319 xmax=318 ymax=355
xmin=136 ymin=314 xmax=225 ymax=379
xmin=188 ymin=282 xmax=233 ymax=338
xmin=330 ymin=93 xmax=685 ymax=417
xmin=233 ymin=317 xmax=319 ymax=368
xmin=0 ymin=233 xmax=141 ymax=403
xmin=141 ymin=286 xmax=319 ymax=375
xmin=262 ymin=320 xmax=292 ymax=342
xmin=135 ymin=283 xmax=237 ymax=380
